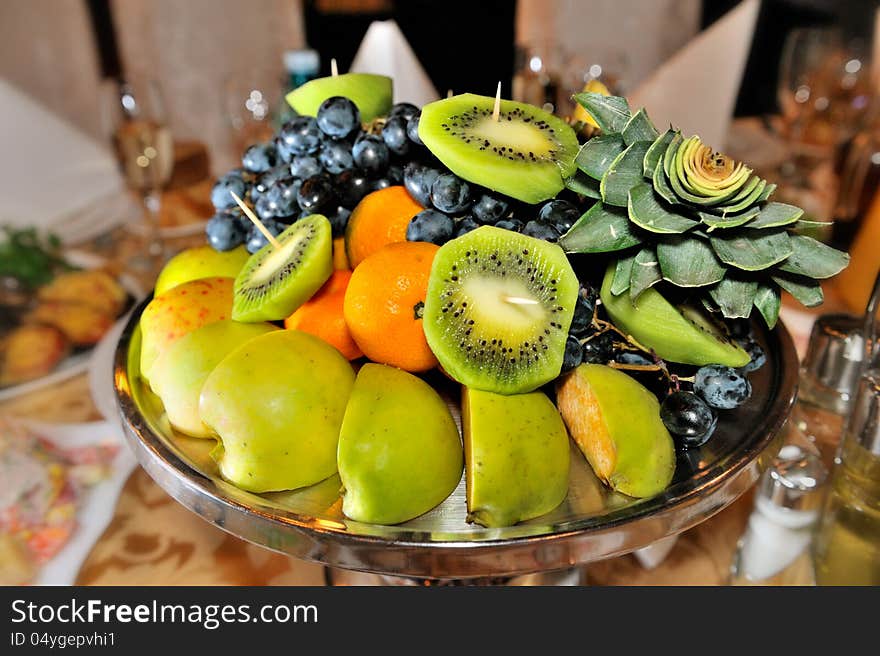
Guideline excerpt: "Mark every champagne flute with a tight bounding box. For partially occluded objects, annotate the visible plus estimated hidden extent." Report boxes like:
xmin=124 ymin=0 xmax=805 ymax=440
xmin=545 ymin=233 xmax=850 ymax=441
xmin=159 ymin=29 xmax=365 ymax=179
xmin=109 ymin=78 xmax=174 ymax=273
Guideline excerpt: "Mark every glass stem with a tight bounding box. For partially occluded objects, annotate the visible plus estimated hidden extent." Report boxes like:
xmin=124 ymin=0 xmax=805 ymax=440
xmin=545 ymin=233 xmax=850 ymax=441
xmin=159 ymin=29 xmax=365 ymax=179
xmin=143 ymin=189 xmax=164 ymax=259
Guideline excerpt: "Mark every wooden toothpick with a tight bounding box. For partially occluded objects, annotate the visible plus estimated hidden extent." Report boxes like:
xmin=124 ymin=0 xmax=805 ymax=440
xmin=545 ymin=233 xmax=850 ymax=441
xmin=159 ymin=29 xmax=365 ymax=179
xmin=447 ymin=88 xmax=454 ymax=98
xmin=502 ymin=295 xmax=540 ymax=306
xmin=331 ymin=58 xmax=339 ymax=77
xmin=492 ymin=81 xmax=502 ymax=122
xmin=230 ymin=191 xmax=281 ymax=250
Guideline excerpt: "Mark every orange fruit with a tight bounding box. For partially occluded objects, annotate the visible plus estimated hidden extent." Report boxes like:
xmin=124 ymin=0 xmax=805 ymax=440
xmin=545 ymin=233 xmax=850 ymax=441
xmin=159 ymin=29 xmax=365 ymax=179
xmin=332 ymin=236 xmax=350 ymax=270
xmin=343 ymin=241 xmax=439 ymax=372
xmin=285 ymin=270 xmax=362 ymax=360
xmin=344 ymin=186 xmax=423 ymax=268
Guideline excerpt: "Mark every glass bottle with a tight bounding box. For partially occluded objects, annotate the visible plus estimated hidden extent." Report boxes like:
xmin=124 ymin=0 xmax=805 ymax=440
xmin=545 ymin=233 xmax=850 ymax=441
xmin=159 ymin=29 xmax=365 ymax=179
xmin=278 ymin=48 xmax=319 ymax=126
xmin=812 ymin=372 xmax=880 ymax=585
xmin=729 ymin=445 xmax=827 ymax=586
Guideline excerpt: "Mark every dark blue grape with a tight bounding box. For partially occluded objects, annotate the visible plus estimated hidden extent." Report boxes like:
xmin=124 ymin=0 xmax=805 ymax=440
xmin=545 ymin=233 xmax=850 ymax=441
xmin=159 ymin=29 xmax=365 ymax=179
xmin=296 ymin=174 xmax=334 ymax=212
xmin=538 ymin=199 xmax=580 ymax=235
xmin=242 ymin=143 xmax=277 ymax=173
xmin=335 ymin=169 xmax=371 ymax=208
xmin=581 ymin=332 xmax=614 ymax=364
xmin=494 ymin=218 xmax=523 ymax=232
xmin=269 ymin=178 xmax=302 ymax=220
xmin=372 ymin=177 xmax=393 ymax=191
xmin=326 ymin=205 xmax=352 ymax=237
xmin=386 ymin=165 xmax=403 ymax=184
xmin=661 ymin=391 xmax=717 ymax=448
xmin=740 ymin=339 xmax=766 ymax=373
xmin=211 ymin=175 xmax=247 ymax=210
xmin=403 ymin=162 xmax=440 ymax=206
xmin=472 ymin=192 xmax=510 ymax=224
xmin=352 ymin=134 xmax=390 ymax=175
xmin=205 ymin=213 xmax=246 ymax=251
xmin=569 ymin=293 xmax=595 ymax=336
xmin=695 ymin=365 xmax=752 ymax=409
xmin=381 ymin=115 xmax=409 ymax=156
xmin=250 ymin=166 xmax=288 ymax=203
xmin=561 ymin=335 xmax=584 ymax=373
xmin=319 ymin=139 xmax=354 ymax=174
xmin=406 ymin=113 xmax=423 ymax=145
xmin=290 ymin=155 xmax=322 ymax=180
xmin=616 ymin=352 xmax=654 ymax=366
xmin=277 ymin=117 xmax=321 ymax=158
xmin=430 ymin=173 xmax=472 ymax=213
xmin=521 ymin=220 xmax=559 ymax=242
xmin=254 ymin=195 xmax=276 ymax=222
xmin=406 ymin=209 xmax=454 ymax=245
xmin=454 ymin=216 xmax=480 ymax=237
xmin=316 ymin=96 xmax=360 ymax=138
xmin=390 ymin=102 xmax=419 ymax=122
xmin=245 ymin=219 xmax=283 ymax=254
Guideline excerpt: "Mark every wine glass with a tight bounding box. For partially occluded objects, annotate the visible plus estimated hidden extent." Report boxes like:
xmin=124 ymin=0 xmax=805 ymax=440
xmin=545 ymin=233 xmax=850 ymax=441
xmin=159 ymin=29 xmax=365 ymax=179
xmin=106 ymin=78 xmax=174 ymax=273
xmin=222 ymin=69 xmax=284 ymax=171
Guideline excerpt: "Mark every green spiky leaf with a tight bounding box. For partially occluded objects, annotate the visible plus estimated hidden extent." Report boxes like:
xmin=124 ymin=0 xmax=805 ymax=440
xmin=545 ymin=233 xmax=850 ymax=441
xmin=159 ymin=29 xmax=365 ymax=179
xmin=709 ymin=278 xmax=758 ymax=319
xmin=565 ymin=172 xmax=602 ymax=199
xmin=773 ymin=274 xmax=824 ymax=307
xmin=710 ymin=229 xmax=793 ymax=271
xmin=622 ymin=108 xmax=659 ymax=146
xmin=754 ymin=284 xmax=781 ymax=328
xmin=657 ymin=237 xmax=726 ymax=287
xmin=643 ymin=128 xmax=675 ymax=177
xmin=777 ymin=234 xmax=850 ymax=279
xmin=572 ymin=92 xmax=632 ymax=133
xmin=601 ymin=141 xmax=652 ymax=207
xmin=715 ymin=178 xmax=766 ymax=214
xmin=630 ymin=247 xmax=661 ymax=301
xmin=747 ymin=202 xmax=804 ymax=229
xmin=628 ymin=182 xmax=699 ymax=233
xmin=576 ymin=133 xmax=625 ymax=180
xmin=559 ymin=202 xmax=643 ymax=253
xmin=612 ymin=254 xmax=635 ymax=295
xmin=697 ymin=206 xmax=760 ymax=229
xmin=652 ymin=151 xmax=679 ymax=204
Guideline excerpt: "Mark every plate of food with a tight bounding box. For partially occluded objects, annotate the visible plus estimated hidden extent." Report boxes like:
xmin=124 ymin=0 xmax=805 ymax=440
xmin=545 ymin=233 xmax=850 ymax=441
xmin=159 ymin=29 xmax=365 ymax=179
xmin=114 ymin=74 xmax=846 ymax=579
xmin=0 ymin=228 xmax=144 ymax=402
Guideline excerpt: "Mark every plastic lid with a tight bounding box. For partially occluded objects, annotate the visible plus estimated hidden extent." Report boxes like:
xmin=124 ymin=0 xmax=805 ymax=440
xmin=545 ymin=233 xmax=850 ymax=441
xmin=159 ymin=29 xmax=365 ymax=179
xmin=758 ymin=444 xmax=827 ymax=512
xmin=284 ymin=49 xmax=320 ymax=74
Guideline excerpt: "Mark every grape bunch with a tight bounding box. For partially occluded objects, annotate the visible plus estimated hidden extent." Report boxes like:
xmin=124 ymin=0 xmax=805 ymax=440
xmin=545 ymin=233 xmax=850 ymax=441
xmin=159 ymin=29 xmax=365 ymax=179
xmin=206 ymin=98 xmax=430 ymax=254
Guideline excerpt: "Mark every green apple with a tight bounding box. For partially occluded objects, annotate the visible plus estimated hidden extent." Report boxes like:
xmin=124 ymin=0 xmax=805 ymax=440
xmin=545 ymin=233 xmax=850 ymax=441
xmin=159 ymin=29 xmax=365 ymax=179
xmin=149 ymin=319 xmax=278 ymax=437
xmin=462 ymin=387 xmax=570 ymax=527
xmin=139 ymin=277 xmax=234 ymax=384
xmin=199 ymin=330 xmax=354 ymax=492
xmin=155 ymin=245 xmax=249 ymax=296
xmin=337 ymin=364 xmax=463 ymax=525
xmin=556 ymin=364 xmax=675 ymax=498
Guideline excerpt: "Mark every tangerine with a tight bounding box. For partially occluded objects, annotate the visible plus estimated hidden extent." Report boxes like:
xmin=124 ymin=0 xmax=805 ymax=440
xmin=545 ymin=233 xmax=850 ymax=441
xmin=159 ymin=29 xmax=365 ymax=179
xmin=343 ymin=241 xmax=439 ymax=372
xmin=344 ymin=186 xmax=423 ymax=268
xmin=285 ymin=270 xmax=362 ymax=360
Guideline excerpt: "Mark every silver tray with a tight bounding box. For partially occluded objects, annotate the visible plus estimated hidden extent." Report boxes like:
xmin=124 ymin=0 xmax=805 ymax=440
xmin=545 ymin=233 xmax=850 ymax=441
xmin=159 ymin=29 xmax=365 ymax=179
xmin=114 ymin=298 xmax=798 ymax=579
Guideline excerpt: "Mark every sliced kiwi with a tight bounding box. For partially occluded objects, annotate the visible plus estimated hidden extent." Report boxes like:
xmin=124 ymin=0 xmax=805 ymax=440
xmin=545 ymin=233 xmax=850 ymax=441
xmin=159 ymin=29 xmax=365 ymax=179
xmin=418 ymin=93 xmax=579 ymax=204
xmin=285 ymin=73 xmax=392 ymax=121
xmin=232 ymin=215 xmax=333 ymax=322
xmin=423 ymin=226 xmax=579 ymax=394
xmin=599 ymin=263 xmax=749 ymax=367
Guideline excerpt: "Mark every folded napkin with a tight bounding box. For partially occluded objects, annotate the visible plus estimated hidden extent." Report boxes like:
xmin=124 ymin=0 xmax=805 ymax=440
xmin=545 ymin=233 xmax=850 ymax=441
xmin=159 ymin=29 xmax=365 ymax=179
xmin=0 ymin=80 xmax=125 ymax=242
xmin=628 ymin=0 xmax=760 ymax=150
xmin=350 ymin=20 xmax=440 ymax=107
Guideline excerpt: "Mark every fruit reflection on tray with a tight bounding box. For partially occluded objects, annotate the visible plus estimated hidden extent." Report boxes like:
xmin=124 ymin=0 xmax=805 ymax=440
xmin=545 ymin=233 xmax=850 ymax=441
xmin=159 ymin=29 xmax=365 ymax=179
xmin=0 ymin=228 xmax=133 ymax=389
xmin=134 ymin=72 xmax=848 ymax=529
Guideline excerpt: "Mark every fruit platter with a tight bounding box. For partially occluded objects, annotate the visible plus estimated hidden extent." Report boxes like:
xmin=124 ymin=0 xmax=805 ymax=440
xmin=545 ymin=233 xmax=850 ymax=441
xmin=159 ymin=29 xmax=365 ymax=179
xmin=114 ymin=72 xmax=846 ymax=579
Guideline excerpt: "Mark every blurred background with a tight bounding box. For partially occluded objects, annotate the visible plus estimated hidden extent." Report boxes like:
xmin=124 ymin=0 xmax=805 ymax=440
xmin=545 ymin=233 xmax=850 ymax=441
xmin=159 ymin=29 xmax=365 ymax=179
xmin=1 ymin=0 xmax=879 ymax=586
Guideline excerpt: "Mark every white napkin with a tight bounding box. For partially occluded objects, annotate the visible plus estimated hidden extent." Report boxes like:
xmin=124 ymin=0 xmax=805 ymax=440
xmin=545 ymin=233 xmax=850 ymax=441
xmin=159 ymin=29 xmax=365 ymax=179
xmin=628 ymin=0 xmax=760 ymax=150
xmin=0 ymin=80 xmax=126 ymax=242
xmin=350 ymin=20 xmax=440 ymax=107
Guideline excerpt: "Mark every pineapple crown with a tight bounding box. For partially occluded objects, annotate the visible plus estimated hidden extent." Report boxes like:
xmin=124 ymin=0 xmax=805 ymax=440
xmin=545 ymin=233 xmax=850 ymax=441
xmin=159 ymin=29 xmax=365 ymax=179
xmin=559 ymin=92 xmax=850 ymax=328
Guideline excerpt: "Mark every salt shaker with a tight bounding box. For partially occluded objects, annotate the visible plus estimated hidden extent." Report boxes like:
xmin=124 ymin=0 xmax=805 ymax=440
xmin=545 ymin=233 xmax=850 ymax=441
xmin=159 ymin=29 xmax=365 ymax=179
xmin=729 ymin=445 xmax=827 ymax=585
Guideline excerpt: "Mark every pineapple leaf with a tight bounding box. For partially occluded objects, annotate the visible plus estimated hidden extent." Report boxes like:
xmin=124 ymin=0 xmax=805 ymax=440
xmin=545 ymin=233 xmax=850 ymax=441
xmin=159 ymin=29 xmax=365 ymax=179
xmin=773 ymin=274 xmax=824 ymax=307
xmin=575 ymin=133 xmax=625 ymax=180
xmin=777 ymin=234 xmax=850 ymax=279
xmin=697 ymin=206 xmax=760 ymax=229
xmin=710 ymin=229 xmax=793 ymax=271
xmin=657 ymin=236 xmax=726 ymax=287
xmin=754 ymin=284 xmax=781 ymax=328
xmin=643 ymin=128 xmax=675 ymax=177
xmin=747 ymin=202 xmax=804 ymax=229
xmin=600 ymin=141 xmax=652 ymax=207
xmin=630 ymin=247 xmax=662 ymax=301
xmin=572 ymin=92 xmax=632 ymax=133
xmin=709 ymin=278 xmax=758 ymax=319
xmin=612 ymin=254 xmax=635 ymax=295
xmin=628 ymin=182 xmax=699 ymax=233
xmin=565 ymin=172 xmax=602 ymax=199
xmin=622 ymin=108 xmax=659 ymax=146
xmin=559 ymin=202 xmax=643 ymax=253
